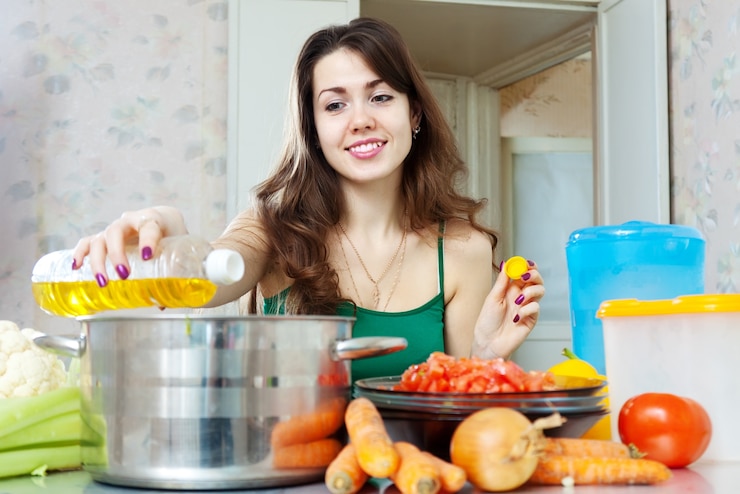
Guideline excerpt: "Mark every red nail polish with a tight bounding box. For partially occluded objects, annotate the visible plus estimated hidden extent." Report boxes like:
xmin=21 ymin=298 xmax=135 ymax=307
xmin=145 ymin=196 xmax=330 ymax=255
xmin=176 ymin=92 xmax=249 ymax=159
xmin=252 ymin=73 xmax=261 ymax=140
xmin=513 ymin=314 xmax=520 ymax=323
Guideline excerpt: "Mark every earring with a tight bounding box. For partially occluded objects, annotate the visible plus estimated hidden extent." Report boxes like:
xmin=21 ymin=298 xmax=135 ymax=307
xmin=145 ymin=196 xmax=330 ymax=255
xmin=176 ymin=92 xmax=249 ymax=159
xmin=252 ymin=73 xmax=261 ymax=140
xmin=412 ymin=126 xmax=421 ymax=139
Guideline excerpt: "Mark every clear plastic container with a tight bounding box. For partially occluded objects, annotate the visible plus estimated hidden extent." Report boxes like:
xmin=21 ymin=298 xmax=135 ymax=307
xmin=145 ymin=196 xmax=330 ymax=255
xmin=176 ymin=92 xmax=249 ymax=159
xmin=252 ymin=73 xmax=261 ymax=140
xmin=31 ymin=235 xmax=245 ymax=317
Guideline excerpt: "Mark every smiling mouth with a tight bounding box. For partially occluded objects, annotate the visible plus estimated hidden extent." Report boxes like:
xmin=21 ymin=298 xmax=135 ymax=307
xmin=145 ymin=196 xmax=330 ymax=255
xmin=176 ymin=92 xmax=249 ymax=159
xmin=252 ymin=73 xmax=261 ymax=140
xmin=348 ymin=141 xmax=385 ymax=153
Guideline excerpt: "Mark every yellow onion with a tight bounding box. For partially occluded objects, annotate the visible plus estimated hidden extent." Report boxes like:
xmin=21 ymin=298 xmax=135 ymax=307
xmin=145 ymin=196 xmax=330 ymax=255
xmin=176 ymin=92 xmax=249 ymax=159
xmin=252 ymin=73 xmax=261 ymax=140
xmin=450 ymin=408 xmax=563 ymax=492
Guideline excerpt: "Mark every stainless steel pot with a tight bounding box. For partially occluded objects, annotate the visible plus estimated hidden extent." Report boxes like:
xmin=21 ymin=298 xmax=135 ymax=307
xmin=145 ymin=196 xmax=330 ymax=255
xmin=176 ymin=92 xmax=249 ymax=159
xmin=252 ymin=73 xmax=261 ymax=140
xmin=33 ymin=314 xmax=406 ymax=490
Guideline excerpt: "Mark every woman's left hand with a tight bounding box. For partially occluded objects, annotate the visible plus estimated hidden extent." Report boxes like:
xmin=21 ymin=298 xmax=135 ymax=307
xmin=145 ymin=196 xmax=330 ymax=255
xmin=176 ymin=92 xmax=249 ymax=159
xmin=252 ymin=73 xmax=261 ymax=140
xmin=471 ymin=260 xmax=545 ymax=360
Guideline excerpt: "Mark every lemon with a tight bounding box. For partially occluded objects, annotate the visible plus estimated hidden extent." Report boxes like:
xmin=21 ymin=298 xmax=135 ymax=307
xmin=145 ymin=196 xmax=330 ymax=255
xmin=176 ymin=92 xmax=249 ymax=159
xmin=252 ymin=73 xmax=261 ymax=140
xmin=548 ymin=348 xmax=611 ymax=440
xmin=548 ymin=356 xmax=600 ymax=378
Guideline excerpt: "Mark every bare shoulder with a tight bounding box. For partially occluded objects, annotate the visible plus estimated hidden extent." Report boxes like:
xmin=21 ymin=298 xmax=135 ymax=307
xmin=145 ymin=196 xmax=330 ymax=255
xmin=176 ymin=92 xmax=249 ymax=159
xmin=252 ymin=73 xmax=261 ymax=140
xmin=213 ymin=209 xmax=275 ymax=272
xmin=441 ymin=219 xmax=494 ymax=306
xmin=443 ymin=218 xmax=494 ymax=264
xmin=213 ymin=209 xmax=269 ymax=246
xmin=225 ymin=208 xmax=263 ymax=230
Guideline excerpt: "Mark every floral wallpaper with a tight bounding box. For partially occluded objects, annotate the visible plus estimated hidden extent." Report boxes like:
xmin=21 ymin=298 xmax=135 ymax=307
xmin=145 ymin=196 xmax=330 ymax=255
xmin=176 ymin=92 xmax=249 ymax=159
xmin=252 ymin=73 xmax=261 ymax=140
xmin=669 ymin=0 xmax=740 ymax=293
xmin=0 ymin=0 xmax=229 ymax=333
xmin=500 ymin=57 xmax=592 ymax=138
xmin=1 ymin=0 xmax=737 ymax=335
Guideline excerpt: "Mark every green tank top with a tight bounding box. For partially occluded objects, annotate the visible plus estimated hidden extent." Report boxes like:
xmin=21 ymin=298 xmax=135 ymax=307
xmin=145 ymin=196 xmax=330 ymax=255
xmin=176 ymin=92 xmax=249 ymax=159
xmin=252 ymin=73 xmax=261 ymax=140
xmin=263 ymin=233 xmax=446 ymax=382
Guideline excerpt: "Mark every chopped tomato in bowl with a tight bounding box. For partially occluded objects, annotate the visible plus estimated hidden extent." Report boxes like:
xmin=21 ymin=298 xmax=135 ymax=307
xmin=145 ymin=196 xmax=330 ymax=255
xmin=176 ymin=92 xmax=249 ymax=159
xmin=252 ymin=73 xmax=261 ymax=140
xmin=393 ymin=351 xmax=557 ymax=393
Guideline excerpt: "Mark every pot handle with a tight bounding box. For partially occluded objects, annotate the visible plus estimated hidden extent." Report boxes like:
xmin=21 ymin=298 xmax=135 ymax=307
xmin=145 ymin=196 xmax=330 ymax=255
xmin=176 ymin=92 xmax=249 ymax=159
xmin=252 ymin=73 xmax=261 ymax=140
xmin=332 ymin=336 xmax=407 ymax=361
xmin=31 ymin=333 xmax=86 ymax=359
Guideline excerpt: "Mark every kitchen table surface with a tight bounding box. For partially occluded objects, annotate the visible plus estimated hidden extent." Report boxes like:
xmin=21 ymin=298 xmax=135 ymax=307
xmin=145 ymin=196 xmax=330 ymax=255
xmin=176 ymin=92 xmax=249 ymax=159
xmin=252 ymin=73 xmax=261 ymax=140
xmin=0 ymin=461 xmax=738 ymax=494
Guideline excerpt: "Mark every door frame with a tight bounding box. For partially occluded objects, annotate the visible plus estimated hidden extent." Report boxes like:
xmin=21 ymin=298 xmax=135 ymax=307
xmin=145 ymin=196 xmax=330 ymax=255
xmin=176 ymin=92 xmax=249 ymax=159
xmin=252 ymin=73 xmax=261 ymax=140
xmin=595 ymin=0 xmax=670 ymax=225
xmin=473 ymin=0 xmax=668 ymax=238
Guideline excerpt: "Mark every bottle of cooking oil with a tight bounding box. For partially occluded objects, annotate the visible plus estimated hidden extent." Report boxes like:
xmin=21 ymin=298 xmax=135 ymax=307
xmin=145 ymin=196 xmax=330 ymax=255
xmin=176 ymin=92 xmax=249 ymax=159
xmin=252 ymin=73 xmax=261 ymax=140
xmin=31 ymin=235 xmax=245 ymax=317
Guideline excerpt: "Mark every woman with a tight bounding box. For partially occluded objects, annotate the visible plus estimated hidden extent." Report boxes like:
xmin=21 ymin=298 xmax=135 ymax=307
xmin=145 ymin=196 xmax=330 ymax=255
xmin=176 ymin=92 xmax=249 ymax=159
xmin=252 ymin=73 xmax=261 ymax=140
xmin=72 ymin=17 xmax=544 ymax=381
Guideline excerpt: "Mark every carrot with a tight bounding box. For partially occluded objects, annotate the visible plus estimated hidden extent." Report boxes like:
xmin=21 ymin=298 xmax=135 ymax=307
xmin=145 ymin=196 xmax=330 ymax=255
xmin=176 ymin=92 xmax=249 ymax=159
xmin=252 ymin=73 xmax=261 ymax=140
xmin=391 ymin=442 xmax=441 ymax=494
xmin=344 ymin=397 xmax=400 ymax=478
xmin=529 ymin=455 xmax=672 ymax=485
xmin=272 ymin=438 xmax=343 ymax=469
xmin=422 ymin=452 xmax=466 ymax=493
xmin=270 ymin=397 xmax=347 ymax=448
xmin=543 ymin=437 xmax=643 ymax=459
xmin=325 ymin=443 xmax=369 ymax=494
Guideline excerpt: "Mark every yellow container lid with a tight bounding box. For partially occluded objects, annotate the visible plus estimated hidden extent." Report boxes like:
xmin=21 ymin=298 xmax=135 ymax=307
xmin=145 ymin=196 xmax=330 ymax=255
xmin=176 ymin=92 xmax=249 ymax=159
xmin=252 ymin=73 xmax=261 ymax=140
xmin=597 ymin=294 xmax=740 ymax=317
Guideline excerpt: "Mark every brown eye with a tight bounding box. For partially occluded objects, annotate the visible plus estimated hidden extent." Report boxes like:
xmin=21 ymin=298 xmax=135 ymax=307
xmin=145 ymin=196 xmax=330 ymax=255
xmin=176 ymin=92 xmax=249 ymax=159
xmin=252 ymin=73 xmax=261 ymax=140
xmin=372 ymin=94 xmax=393 ymax=104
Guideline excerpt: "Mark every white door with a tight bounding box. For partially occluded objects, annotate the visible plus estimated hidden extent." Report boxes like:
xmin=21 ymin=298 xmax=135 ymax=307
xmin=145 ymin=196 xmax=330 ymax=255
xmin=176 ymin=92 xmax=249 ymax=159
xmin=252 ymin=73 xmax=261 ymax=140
xmin=595 ymin=0 xmax=670 ymax=225
xmin=505 ymin=138 xmax=593 ymax=371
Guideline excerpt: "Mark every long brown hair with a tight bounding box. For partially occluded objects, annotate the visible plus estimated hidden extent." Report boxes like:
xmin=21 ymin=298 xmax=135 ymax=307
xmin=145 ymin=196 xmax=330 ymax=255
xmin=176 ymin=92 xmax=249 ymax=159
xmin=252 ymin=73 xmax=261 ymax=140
xmin=251 ymin=17 xmax=497 ymax=314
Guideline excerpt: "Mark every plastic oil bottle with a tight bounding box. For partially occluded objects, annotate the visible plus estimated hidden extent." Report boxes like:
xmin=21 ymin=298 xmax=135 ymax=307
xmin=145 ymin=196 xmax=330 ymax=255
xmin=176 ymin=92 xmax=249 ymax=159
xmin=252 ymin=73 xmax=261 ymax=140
xmin=31 ymin=235 xmax=245 ymax=317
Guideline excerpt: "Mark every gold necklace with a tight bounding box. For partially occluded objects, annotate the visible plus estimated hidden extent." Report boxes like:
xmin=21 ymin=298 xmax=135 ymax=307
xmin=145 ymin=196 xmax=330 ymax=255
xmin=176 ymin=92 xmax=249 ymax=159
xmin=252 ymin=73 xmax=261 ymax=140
xmin=381 ymin=230 xmax=407 ymax=311
xmin=336 ymin=230 xmax=365 ymax=306
xmin=336 ymin=219 xmax=407 ymax=309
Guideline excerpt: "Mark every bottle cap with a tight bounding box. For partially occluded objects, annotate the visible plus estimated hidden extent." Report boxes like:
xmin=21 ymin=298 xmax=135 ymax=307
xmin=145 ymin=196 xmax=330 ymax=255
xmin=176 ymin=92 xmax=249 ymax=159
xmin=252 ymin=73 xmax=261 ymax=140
xmin=504 ymin=256 xmax=529 ymax=280
xmin=205 ymin=249 xmax=245 ymax=285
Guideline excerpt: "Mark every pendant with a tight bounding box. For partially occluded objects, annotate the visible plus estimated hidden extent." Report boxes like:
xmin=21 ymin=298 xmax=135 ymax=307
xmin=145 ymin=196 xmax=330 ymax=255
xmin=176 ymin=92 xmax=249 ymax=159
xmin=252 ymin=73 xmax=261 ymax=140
xmin=372 ymin=285 xmax=381 ymax=309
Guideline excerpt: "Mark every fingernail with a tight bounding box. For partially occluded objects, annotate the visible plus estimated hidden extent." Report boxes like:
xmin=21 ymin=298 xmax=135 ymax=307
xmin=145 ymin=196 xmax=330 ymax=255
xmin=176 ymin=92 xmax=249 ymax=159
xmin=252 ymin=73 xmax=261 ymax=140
xmin=513 ymin=314 xmax=520 ymax=323
xmin=521 ymin=272 xmax=531 ymax=281
xmin=72 ymin=259 xmax=78 ymax=270
xmin=515 ymin=294 xmax=525 ymax=305
xmin=95 ymin=273 xmax=108 ymax=288
xmin=116 ymin=264 xmax=130 ymax=280
xmin=499 ymin=260 xmax=504 ymax=270
xmin=527 ymin=259 xmax=535 ymax=267
xmin=141 ymin=246 xmax=153 ymax=260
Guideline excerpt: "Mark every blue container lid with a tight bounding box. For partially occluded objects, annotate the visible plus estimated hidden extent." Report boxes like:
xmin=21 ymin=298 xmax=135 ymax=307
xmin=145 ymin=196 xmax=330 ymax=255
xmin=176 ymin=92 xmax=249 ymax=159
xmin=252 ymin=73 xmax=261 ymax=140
xmin=567 ymin=221 xmax=705 ymax=246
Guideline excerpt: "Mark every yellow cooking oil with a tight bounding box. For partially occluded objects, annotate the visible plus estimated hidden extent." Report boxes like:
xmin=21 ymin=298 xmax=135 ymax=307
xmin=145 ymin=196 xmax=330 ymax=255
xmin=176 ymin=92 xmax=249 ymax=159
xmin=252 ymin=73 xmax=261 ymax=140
xmin=32 ymin=278 xmax=218 ymax=317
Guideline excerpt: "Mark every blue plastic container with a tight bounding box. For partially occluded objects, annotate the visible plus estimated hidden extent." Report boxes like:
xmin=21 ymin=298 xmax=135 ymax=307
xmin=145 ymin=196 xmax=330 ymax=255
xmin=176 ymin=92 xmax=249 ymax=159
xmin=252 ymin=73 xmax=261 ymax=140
xmin=565 ymin=221 xmax=705 ymax=374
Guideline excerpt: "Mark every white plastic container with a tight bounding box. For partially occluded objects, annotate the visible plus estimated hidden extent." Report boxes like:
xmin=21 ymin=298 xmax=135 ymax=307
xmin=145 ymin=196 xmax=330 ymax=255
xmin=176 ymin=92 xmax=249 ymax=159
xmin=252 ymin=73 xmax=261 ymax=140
xmin=598 ymin=294 xmax=740 ymax=462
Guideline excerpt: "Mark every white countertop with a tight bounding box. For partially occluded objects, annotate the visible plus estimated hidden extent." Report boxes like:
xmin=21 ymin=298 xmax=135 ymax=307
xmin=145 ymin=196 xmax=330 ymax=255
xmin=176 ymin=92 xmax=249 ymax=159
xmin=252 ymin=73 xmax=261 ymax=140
xmin=0 ymin=461 xmax=738 ymax=494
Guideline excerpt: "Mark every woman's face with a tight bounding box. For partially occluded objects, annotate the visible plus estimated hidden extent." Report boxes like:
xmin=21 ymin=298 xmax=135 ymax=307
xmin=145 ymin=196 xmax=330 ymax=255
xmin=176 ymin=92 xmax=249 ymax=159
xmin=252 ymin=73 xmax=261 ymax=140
xmin=312 ymin=48 xmax=420 ymax=185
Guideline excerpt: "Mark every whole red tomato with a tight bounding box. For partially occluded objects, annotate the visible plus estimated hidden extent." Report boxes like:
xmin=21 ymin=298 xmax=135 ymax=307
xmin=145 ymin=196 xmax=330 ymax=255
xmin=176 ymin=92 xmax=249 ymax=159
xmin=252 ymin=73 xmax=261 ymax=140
xmin=618 ymin=392 xmax=712 ymax=468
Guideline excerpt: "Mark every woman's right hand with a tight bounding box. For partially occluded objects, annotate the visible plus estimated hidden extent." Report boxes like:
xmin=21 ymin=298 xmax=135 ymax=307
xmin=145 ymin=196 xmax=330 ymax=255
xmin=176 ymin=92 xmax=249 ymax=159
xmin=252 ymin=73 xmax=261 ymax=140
xmin=71 ymin=206 xmax=188 ymax=287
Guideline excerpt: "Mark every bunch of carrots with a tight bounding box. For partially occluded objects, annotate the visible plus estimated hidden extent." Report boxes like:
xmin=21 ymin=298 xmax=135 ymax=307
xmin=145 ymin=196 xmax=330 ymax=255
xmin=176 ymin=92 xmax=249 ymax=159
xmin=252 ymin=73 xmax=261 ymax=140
xmin=325 ymin=397 xmax=465 ymax=494
xmin=270 ymin=396 xmax=348 ymax=469
xmin=531 ymin=436 xmax=672 ymax=486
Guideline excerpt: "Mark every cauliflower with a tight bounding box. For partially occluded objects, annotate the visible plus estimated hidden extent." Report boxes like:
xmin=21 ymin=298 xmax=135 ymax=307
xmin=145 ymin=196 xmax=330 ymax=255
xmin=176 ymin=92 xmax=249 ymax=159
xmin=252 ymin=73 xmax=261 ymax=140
xmin=0 ymin=321 xmax=67 ymax=398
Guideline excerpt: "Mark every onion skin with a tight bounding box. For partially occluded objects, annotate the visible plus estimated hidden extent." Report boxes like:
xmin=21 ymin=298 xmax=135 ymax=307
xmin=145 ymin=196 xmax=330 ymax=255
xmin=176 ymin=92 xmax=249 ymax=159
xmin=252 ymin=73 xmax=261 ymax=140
xmin=450 ymin=408 xmax=545 ymax=492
